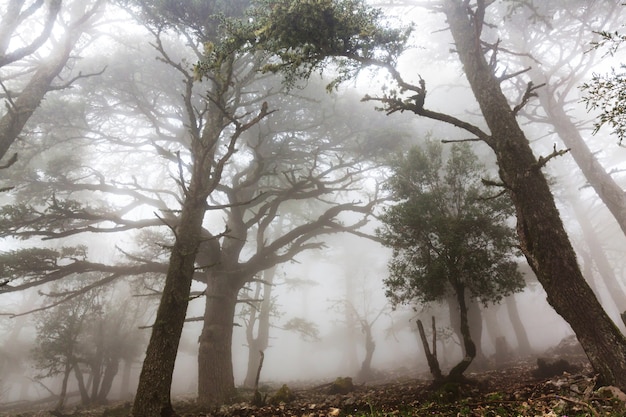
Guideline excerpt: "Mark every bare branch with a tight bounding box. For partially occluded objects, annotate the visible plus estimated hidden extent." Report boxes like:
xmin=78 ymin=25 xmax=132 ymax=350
xmin=533 ymin=144 xmax=571 ymax=171
xmin=513 ymin=81 xmax=545 ymax=115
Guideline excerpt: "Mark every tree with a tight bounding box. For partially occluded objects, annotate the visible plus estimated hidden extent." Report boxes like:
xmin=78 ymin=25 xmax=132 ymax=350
xmin=130 ymin=33 xmax=271 ymax=417
xmin=378 ymin=141 xmax=523 ymax=381
xmin=497 ymin=1 xmax=626 ymax=248
xmin=30 ymin=276 xmax=148 ymax=409
xmin=244 ymin=0 xmax=626 ymax=391
xmin=239 ymin=267 xmax=279 ymax=389
xmin=0 ymin=1 xmax=406 ymax=410
xmin=32 ymin=281 xmax=97 ymax=410
xmin=194 ymin=84 xmax=397 ymax=405
xmin=0 ymin=0 xmax=105 ymax=168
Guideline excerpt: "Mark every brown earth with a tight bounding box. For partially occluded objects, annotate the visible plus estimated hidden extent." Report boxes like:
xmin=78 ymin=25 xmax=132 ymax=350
xmin=3 ymin=342 xmax=626 ymax=416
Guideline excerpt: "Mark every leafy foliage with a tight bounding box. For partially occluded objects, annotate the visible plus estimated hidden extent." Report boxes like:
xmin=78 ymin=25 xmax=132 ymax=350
xmin=120 ymin=0 xmax=251 ymax=40
xmin=282 ymin=317 xmax=320 ymax=342
xmin=0 ymin=246 xmax=87 ymax=284
xmin=580 ymin=18 xmax=626 ymax=145
xmin=581 ymin=65 xmax=626 ymax=145
xmin=194 ymin=0 xmax=412 ymax=90
xmin=377 ymin=141 xmax=523 ymax=308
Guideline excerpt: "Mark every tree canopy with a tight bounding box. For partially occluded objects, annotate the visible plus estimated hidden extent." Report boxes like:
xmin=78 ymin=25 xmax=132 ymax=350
xmin=378 ymin=140 xmax=523 ymax=308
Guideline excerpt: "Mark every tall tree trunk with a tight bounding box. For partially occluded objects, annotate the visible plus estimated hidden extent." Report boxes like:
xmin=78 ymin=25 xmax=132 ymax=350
xmin=131 ymin=199 xmax=207 ymax=416
xmin=568 ymin=190 xmax=626 ymax=323
xmin=504 ymin=295 xmax=532 ymax=356
xmin=442 ymin=0 xmax=626 ymax=389
xmin=197 ymin=272 xmax=240 ymax=405
xmin=132 ymin=99 xmax=228 ymax=417
xmin=535 ymin=84 xmax=626 ymax=238
xmin=131 ymin=50 xmax=269 ymax=414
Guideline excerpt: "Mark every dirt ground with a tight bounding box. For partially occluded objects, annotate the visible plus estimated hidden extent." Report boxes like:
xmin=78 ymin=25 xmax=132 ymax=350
xmin=3 ymin=343 xmax=626 ymax=416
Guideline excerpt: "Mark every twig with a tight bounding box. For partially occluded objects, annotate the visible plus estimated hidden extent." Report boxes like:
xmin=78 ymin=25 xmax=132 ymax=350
xmin=533 ymin=144 xmax=570 ymax=171
xmin=513 ymin=81 xmax=545 ymax=115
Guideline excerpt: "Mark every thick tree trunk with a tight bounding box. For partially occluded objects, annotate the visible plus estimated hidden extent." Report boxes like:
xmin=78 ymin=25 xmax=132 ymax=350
xmin=131 ymin=200 xmax=207 ymax=416
xmin=197 ymin=273 xmax=240 ymax=405
xmin=467 ymin=297 xmax=486 ymax=369
xmin=443 ymin=1 xmax=626 ymax=389
xmin=132 ymin=104 xmax=227 ymax=416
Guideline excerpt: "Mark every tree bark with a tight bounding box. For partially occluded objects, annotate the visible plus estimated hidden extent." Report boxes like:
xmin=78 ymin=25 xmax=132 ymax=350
xmin=197 ymin=272 xmax=240 ymax=405
xmin=442 ymin=0 xmax=626 ymax=389
xmin=131 ymin=197 xmax=208 ymax=417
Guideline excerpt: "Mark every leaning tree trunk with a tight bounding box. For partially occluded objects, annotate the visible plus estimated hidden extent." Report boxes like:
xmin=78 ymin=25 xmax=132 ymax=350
xmin=442 ymin=0 xmax=626 ymax=389
xmin=537 ymin=85 xmax=626 ymax=238
xmin=197 ymin=271 xmax=240 ymax=405
xmin=131 ymin=190 xmax=212 ymax=417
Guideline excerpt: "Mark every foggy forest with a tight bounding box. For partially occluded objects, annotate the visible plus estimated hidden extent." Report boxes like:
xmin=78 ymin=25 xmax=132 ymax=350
xmin=1 ymin=1 xmax=626 ymax=416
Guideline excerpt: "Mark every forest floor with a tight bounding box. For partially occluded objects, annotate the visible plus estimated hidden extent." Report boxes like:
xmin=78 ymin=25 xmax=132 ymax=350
xmin=3 ymin=338 xmax=626 ymax=416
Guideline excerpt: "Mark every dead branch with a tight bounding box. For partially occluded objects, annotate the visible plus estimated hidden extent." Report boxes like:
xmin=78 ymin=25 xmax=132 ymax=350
xmin=498 ymin=66 xmax=531 ymax=83
xmin=533 ymin=144 xmax=570 ymax=171
xmin=441 ymin=138 xmax=482 ymax=144
xmin=49 ymin=66 xmax=108 ymax=91
xmin=513 ymin=81 xmax=545 ymax=115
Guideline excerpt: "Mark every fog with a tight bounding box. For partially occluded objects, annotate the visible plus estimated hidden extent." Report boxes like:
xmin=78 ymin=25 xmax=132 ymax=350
xmin=1 ymin=0 xmax=626 ymax=413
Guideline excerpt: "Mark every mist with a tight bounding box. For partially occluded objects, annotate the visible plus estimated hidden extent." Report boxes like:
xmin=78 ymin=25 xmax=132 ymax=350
xmin=1 ymin=1 xmax=625 ymax=415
